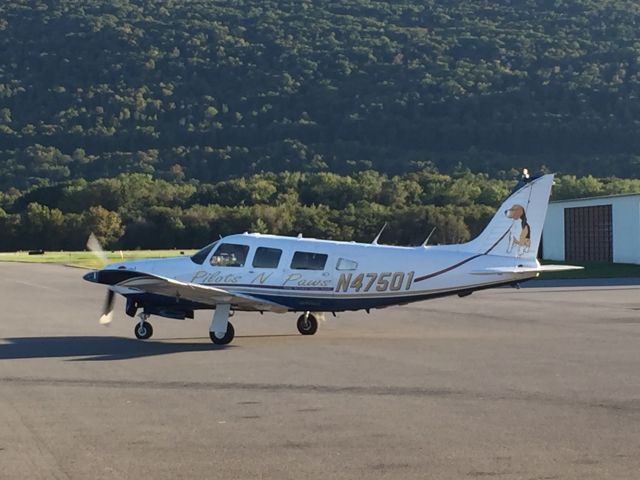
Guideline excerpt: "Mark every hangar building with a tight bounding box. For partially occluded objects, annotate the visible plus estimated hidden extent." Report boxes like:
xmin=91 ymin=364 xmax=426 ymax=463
xmin=542 ymin=194 xmax=640 ymax=264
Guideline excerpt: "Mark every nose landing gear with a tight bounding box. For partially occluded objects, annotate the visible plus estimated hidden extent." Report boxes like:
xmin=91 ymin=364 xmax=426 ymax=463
xmin=297 ymin=312 xmax=318 ymax=335
xmin=134 ymin=313 xmax=153 ymax=340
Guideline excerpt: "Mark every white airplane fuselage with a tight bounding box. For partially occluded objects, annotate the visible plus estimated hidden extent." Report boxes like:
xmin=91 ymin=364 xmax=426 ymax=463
xmin=113 ymin=233 xmax=538 ymax=313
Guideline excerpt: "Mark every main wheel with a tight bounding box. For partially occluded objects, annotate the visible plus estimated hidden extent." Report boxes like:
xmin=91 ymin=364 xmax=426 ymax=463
xmin=209 ymin=321 xmax=235 ymax=345
xmin=297 ymin=313 xmax=318 ymax=335
xmin=134 ymin=321 xmax=153 ymax=340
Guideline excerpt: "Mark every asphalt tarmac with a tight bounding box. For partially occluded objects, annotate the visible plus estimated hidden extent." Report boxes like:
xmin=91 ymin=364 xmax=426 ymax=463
xmin=1 ymin=262 xmax=639 ymax=480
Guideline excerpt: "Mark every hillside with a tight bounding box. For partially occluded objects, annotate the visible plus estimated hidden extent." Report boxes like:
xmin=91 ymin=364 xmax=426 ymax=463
xmin=2 ymin=0 xmax=640 ymax=190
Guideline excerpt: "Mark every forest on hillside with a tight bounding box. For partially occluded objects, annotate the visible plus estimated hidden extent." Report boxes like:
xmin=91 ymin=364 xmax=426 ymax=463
xmin=2 ymin=1 xmax=640 ymax=250
xmin=2 ymin=0 xmax=640 ymax=191
xmin=1 ymin=170 xmax=636 ymax=250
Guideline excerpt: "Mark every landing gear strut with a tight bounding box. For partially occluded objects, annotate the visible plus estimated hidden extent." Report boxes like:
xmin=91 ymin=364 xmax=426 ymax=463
xmin=209 ymin=304 xmax=235 ymax=345
xmin=297 ymin=312 xmax=318 ymax=335
xmin=134 ymin=313 xmax=153 ymax=340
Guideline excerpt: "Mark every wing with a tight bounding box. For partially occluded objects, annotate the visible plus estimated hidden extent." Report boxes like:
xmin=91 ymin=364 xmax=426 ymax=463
xmin=89 ymin=270 xmax=289 ymax=313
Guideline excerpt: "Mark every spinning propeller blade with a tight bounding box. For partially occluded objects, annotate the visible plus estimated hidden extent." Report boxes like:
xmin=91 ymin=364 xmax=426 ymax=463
xmin=87 ymin=233 xmax=114 ymax=325
xmin=86 ymin=232 xmax=108 ymax=267
xmin=100 ymin=289 xmax=115 ymax=325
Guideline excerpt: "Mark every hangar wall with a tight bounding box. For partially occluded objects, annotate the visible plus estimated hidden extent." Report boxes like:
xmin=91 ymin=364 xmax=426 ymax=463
xmin=542 ymin=194 xmax=640 ymax=264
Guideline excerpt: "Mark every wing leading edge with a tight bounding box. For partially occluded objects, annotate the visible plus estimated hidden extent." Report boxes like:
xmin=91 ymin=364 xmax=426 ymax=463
xmin=86 ymin=270 xmax=289 ymax=313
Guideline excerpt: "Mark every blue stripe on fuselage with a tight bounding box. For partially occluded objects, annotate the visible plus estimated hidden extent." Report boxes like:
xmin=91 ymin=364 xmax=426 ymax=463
xmin=123 ymin=291 xmax=416 ymax=312
xmin=123 ymin=278 xmax=526 ymax=313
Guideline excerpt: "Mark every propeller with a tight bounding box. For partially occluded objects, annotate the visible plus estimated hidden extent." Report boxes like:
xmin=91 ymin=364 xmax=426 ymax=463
xmin=86 ymin=232 xmax=107 ymax=266
xmin=100 ymin=290 xmax=115 ymax=325
xmin=86 ymin=232 xmax=114 ymax=325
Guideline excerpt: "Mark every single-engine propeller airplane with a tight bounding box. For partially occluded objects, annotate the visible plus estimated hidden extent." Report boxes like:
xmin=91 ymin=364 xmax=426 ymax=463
xmin=84 ymin=171 xmax=580 ymax=345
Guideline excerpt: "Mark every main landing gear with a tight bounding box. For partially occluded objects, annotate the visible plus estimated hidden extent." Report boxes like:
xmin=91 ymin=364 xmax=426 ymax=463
xmin=134 ymin=313 xmax=153 ymax=340
xmin=297 ymin=312 xmax=318 ymax=335
xmin=209 ymin=304 xmax=235 ymax=345
xmin=210 ymin=322 xmax=235 ymax=345
xmin=208 ymin=308 xmax=318 ymax=345
xmin=131 ymin=308 xmax=320 ymax=345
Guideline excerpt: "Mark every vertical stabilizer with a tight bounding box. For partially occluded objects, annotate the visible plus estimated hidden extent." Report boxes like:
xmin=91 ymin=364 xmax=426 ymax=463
xmin=460 ymin=174 xmax=554 ymax=260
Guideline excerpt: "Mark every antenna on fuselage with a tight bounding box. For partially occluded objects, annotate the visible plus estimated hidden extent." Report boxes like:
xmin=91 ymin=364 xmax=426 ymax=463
xmin=371 ymin=223 xmax=388 ymax=245
xmin=421 ymin=227 xmax=437 ymax=247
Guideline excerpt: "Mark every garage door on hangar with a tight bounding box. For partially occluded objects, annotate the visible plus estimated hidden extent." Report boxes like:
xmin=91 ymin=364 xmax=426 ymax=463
xmin=564 ymin=205 xmax=612 ymax=262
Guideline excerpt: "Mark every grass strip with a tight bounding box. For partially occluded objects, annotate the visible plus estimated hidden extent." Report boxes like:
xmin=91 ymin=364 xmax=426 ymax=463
xmin=0 ymin=250 xmax=196 ymax=269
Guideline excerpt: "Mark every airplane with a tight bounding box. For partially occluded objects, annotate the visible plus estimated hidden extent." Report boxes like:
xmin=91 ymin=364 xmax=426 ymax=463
xmin=83 ymin=171 xmax=580 ymax=345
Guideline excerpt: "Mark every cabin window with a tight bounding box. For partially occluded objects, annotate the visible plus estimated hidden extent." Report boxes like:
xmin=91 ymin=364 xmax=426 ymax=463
xmin=252 ymin=247 xmax=282 ymax=268
xmin=336 ymin=258 xmax=358 ymax=271
xmin=210 ymin=243 xmax=249 ymax=267
xmin=191 ymin=241 xmax=217 ymax=265
xmin=291 ymin=251 xmax=328 ymax=270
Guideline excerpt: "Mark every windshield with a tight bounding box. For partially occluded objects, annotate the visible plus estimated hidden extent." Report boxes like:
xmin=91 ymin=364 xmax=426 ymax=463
xmin=190 ymin=241 xmax=218 ymax=265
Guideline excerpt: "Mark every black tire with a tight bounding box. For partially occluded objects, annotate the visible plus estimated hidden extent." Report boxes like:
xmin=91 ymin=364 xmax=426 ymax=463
xmin=297 ymin=313 xmax=318 ymax=335
xmin=134 ymin=321 xmax=153 ymax=340
xmin=209 ymin=321 xmax=235 ymax=345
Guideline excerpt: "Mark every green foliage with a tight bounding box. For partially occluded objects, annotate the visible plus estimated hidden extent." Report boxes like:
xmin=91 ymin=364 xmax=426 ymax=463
xmin=2 ymin=169 xmax=633 ymax=251
xmin=2 ymin=2 xmax=640 ymax=250
xmin=83 ymin=206 xmax=124 ymax=248
xmin=2 ymin=0 xmax=640 ymax=190
xmin=551 ymin=175 xmax=640 ymax=200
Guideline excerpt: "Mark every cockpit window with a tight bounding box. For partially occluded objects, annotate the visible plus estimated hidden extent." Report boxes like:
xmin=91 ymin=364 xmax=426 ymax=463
xmin=291 ymin=251 xmax=328 ymax=270
xmin=336 ymin=258 xmax=358 ymax=271
xmin=252 ymin=247 xmax=282 ymax=268
xmin=210 ymin=243 xmax=250 ymax=267
xmin=190 ymin=242 xmax=217 ymax=265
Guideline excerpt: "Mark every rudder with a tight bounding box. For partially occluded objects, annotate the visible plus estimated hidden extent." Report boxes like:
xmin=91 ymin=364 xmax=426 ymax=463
xmin=460 ymin=174 xmax=554 ymax=260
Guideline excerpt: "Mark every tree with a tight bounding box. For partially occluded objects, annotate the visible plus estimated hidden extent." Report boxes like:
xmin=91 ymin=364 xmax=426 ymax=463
xmin=82 ymin=206 xmax=124 ymax=248
xmin=20 ymin=203 xmax=65 ymax=249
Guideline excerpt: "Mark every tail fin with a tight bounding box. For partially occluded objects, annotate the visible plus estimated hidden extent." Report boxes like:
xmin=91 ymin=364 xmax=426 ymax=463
xmin=460 ymin=173 xmax=554 ymax=259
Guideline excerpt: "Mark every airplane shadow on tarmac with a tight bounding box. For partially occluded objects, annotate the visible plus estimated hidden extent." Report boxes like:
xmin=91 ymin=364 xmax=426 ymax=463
xmin=0 ymin=336 xmax=234 ymax=361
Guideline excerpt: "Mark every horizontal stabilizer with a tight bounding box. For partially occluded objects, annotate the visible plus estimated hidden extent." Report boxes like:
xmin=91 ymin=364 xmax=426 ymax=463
xmin=471 ymin=264 xmax=583 ymax=275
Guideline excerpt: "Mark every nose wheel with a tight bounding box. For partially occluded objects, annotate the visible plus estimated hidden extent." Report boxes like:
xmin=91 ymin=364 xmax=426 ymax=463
xmin=297 ymin=312 xmax=318 ymax=335
xmin=134 ymin=313 xmax=153 ymax=340
xmin=134 ymin=321 xmax=153 ymax=339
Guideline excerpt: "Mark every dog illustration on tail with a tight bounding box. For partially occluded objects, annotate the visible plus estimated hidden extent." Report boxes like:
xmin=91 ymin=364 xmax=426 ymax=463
xmin=505 ymin=204 xmax=531 ymax=255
